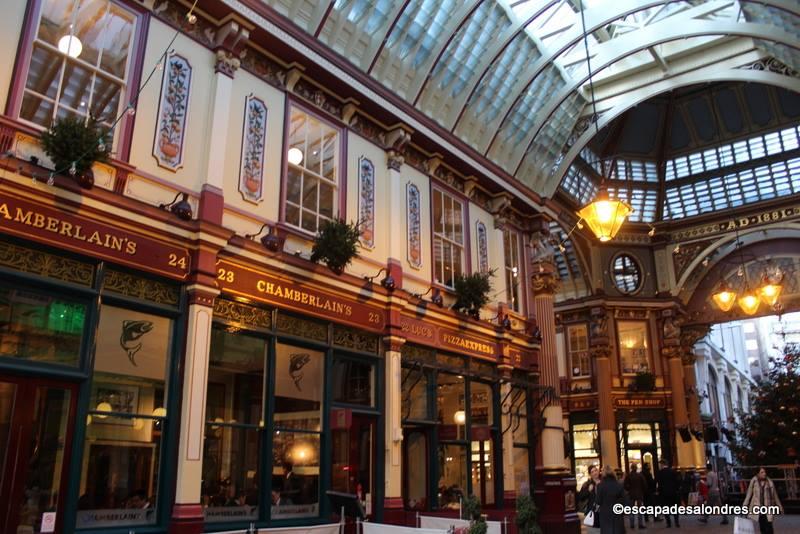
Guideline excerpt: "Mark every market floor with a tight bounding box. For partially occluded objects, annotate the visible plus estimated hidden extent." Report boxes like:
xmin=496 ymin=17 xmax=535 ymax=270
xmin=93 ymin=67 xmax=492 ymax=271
xmin=579 ymin=513 xmax=800 ymax=533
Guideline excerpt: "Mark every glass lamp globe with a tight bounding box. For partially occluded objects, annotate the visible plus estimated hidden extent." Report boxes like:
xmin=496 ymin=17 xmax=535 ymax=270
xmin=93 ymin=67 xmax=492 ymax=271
xmin=711 ymin=280 xmax=737 ymax=312
xmin=737 ymin=291 xmax=760 ymax=315
xmin=577 ymin=186 xmax=632 ymax=242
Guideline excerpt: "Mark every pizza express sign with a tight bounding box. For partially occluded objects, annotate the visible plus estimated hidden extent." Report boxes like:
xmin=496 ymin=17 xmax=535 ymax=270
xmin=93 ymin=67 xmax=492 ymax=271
xmin=0 ymin=192 xmax=190 ymax=279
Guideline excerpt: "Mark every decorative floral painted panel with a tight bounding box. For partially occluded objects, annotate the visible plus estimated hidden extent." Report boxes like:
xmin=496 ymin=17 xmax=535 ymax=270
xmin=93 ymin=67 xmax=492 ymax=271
xmin=239 ymin=95 xmax=268 ymax=203
xmin=358 ymin=157 xmax=375 ymax=248
xmin=477 ymin=221 xmax=489 ymax=273
xmin=153 ymin=53 xmax=192 ymax=171
xmin=407 ymin=182 xmax=422 ymax=269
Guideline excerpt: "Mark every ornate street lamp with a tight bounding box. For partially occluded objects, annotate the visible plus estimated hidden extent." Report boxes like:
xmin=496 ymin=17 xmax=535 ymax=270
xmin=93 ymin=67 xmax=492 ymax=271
xmin=577 ymin=185 xmax=633 ymax=242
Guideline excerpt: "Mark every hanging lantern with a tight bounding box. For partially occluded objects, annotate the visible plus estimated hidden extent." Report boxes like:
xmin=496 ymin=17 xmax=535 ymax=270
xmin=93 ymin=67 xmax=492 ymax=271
xmin=737 ymin=289 xmax=760 ymax=315
xmin=758 ymin=267 xmax=783 ymax=307
xmin=711 ymin=280 xmax=737 ymax=312
xmin=759 ymin=279 xmax=783 ymax=307
xmin=577 ymin=185 xmax=632 ymax=242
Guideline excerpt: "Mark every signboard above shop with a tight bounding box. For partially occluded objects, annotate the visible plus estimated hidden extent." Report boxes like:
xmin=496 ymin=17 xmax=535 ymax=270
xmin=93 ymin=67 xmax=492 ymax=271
xmin=0 ymin=190 xmax=190 ymax=279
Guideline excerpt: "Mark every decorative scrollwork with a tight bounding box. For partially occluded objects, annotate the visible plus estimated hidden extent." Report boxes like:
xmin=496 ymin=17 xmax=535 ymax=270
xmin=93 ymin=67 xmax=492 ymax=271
xmin=103 ymin=269 xmax=179 ymax=305
xmin=213 ymin=299 xmax=271 ymax=329
xmin=0 ymin=241 xmax=93 ymax=286
xmin=401 ymin=344 xmax=436 ymax=365
xmin=332 ymin=325 xmax=378 ymax=354
xmin=740 ymin=57 xmax=799 ymax=78
xmin=275 ymin=312 xmax=327 ymax=342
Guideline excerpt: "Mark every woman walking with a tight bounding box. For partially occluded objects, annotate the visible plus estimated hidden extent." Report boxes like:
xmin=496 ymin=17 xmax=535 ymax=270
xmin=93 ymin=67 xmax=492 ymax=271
xmin=578 ymin=465 xmax=602 ymax=528
xmin=743 ymin=467 xmax=784 ymax=534
xmin=596 ymin=465 xmax=628 ymax=534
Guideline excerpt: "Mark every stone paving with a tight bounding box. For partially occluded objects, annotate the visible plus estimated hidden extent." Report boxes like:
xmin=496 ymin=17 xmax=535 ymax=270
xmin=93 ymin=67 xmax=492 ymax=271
xmin=577 ymin=513 xmax=800 ymax=534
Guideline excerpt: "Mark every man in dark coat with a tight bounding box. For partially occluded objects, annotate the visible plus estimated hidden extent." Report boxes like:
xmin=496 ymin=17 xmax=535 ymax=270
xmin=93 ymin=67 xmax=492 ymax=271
xmin=656 ymin=460 xmax=681 ymax=527
xmin=596 ymin=465 xmax=627 ymax=534
xmin=624 ymin=463 xmax=646 ymax=529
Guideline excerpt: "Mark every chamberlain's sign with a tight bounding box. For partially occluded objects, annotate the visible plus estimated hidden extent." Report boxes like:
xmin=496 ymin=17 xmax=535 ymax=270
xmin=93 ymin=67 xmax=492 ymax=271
xmin=215 ymin=258 xmax=386 ymax=331
xmin=0 ymin=191 xmax=190 ymax=279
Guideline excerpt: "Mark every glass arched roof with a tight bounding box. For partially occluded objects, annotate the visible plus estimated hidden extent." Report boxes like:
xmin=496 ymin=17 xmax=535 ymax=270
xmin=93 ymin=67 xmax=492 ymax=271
xmin=260 ymin=0 xmax=800 ymax=203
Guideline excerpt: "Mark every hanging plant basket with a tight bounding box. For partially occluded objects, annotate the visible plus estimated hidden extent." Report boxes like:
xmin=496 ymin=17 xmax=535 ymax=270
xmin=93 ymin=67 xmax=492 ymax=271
xmin=632 ymin=370 xmax=656 ymax=392
xmin=310 ymin=218 xmax=361 ymax=275
xmin=452 ymin=270 xmax=495 ymax=319
xmin=40 ymin=115 xmax=109 ymax=189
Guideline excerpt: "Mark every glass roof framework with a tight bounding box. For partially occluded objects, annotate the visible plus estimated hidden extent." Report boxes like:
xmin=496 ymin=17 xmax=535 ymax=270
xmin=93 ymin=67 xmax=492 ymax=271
xmin=262 ymin=0 xmax=800 ymax=220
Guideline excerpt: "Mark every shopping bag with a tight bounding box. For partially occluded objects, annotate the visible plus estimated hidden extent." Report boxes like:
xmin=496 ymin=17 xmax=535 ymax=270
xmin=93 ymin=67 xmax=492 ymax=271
xmin=583 ymin=510 xmax=595 ymax=527
xmin=688 ymin=492 xmax=700 ymax=506
xmin=733 ymin=516 xmax=756 ymax=534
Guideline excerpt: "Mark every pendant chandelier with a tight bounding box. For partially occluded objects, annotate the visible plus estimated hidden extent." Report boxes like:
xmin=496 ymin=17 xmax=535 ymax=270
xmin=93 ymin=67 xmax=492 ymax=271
xmin=574 ymin=6 xmax=632 ymax=242
xmin=710 ymin=229 xmax=787 ymax=315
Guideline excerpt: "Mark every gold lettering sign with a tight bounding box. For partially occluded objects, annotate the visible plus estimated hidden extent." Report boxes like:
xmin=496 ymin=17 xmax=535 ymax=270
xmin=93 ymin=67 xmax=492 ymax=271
xmin=614 ymin=397 xmax=664 ymax=408
xmin=0 ymin=202 xmax=138 ymax=254
xmin=400 ymin=318 xmax=435 ymax=340
xmin=439 ymin=331 xmax=495 ymax=356
xmin=673 ymin=206 xmax=800 ymax=241
xmin=256 ymin=279 xmax=353 ymax=317
xmin=0 ymin=193 xmax=190 ymax=279
xmin=216 ymin=259 xmax=386 ymax=332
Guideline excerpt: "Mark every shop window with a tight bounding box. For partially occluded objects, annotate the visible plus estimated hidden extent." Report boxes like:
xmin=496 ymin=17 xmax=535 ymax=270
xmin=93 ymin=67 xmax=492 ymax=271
xmin=618 ymin=422 xmax=662 ymax=476
xmin=202 ymin=326 xmax=265 ymax=523
xmin=271 ymin=342 xmax=324 ymax=518
xmin=572 ymin=423 xmax=600 ymax=488
xmin=567 ymin=324 xmax=590 ymax=377
xmin=438 ymin=443 xmax=467 ymax=509
xmin=511 ymin=387 xmax=531 ymax=496
xmin=432 ymin=189 xmax=465 ymax=288
xmin=404 ymin=430 xmax=428 ymax=510
xmin=331 ymin=357 xmax=374 ymax=406
xmin=0 ymin=287 xmax=86 ymax=366
xmin=18 ymin=0 xmax=138 ymax=146
xmin=617 ymin=321 xmax=650 ymax=374
xmin=330 ymin=413 xmax=375 ymax=514
xmin=78 ymin=304 xmax=173 ymax=529
xmin=436 ymin=373 xmax=465 ymax=439
xmin=503 ymin=229 xmax=522 ymax=312
xmin=402 ymin=366 xmax=430 ymax=421
xmin=285 ymin=106 xmax=340 ymax=233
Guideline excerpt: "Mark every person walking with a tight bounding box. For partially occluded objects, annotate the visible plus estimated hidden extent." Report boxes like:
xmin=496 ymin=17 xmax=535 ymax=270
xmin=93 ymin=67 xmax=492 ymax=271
xmin=642 ymin=464 xmax=657 ymax=523
xmin=624 ymin=463 xmax=646 ymax=530
xmin=656 ymin=460 xmax=681 ymax=528
xmin=700 ymin=464 xmax=728 ymax=525
xmin=596 ymin=465 xmax=628 ymax=534
xmin=743 ymin=467 xmax=784 ymax=534
xmin=579 ymin=465 xmax=602 ymax=528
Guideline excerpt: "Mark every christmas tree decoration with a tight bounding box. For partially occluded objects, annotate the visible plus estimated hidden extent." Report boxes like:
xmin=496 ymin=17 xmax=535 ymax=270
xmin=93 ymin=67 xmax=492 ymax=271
xmin=731 ymin=345 xmax=800 ymax=465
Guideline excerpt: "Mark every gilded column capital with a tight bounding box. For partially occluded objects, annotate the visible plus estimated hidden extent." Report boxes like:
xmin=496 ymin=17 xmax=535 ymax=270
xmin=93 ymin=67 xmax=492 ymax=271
xmin=680 ymin=352 xmax=697 ymax=367
xmin=662 ymin=345 xmax=683 ymax=360
xmin=382 ymin=335 xmax=407 ymax=353
xmin=680 ymin=324 xmax=712 ymax=352
xmin=213 ymin=20 xmax=249 ymax=78
xmin=531 ymin=262 xmax=560 ymax=295
xmin=590 ymin=345 xmax=612 ymax=359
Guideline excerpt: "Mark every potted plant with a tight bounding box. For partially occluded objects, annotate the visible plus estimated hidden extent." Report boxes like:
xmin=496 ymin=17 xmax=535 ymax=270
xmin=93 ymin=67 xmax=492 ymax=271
xmin=40 ymin=115 xmax=108 ymax=189
xmin=516 ymin=494 xmax=543 ymax=534
xmin=452 ymin=270 xmax=495 ymax=319
xmin=632 ymin=370 xmax=656 ymax=392
xmin=310 ymin=218 xmax=361 ymax=275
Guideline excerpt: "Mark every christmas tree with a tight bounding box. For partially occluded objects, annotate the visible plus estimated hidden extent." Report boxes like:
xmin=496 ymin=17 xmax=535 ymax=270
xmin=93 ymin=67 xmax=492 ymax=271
xmin=730 ymin=343 xmax=800 ymax=465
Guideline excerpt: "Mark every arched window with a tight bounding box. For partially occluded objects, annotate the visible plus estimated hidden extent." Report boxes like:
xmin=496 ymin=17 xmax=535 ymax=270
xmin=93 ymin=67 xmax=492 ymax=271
xmin=723 ymin=377 xmax=734 ymax=421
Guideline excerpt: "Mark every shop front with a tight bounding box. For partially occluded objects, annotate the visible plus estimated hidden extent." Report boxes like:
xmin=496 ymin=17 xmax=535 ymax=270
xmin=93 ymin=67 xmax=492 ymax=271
xmin=614 ymin=401 xmax=671 ymax=476
xmin=397 ymin=315 xmax=538 ymax=516
xmin=0 ymin=187 xmax=190 ymax=533
xmin=206 ymin=257 xmax=387 ymax=530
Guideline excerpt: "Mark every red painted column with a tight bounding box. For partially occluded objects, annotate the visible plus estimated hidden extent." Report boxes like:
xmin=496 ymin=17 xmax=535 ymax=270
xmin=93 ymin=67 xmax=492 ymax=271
xmin=531 ymin=261 xmax=580 ymax=534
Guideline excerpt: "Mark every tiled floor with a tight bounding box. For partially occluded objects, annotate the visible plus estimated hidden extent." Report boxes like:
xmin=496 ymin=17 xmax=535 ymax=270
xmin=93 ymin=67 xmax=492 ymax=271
xmin=578 ymin=513 xmax=800 ymax=533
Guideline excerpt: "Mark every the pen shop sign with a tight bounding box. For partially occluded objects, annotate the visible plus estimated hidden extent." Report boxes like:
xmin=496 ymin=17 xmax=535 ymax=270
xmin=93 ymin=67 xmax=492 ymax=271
xmin=0 ymin=191 xmax=190 ymax=279
xmin=215 ymin=258 xmax=386 ymax=332
xmin=614 ymin=397 xmax=665 ymax=409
